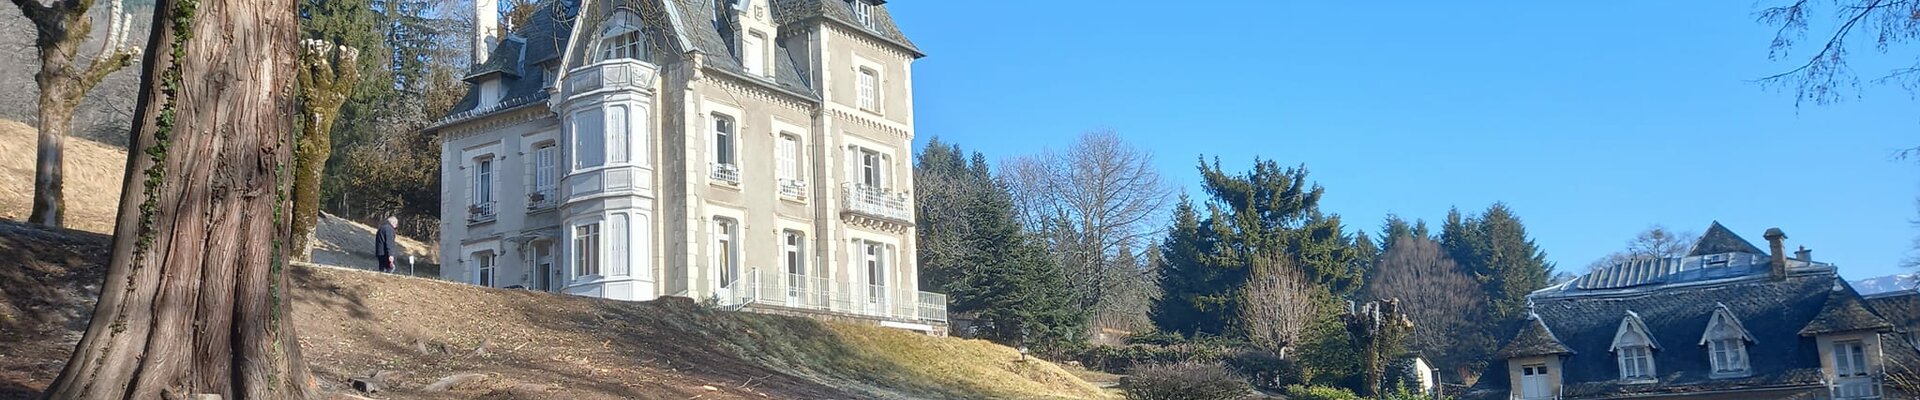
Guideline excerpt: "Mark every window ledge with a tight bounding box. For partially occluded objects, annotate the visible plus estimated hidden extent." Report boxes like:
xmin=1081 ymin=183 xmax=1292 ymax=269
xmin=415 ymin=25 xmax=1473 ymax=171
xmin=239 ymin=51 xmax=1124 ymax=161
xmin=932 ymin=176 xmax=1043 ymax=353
xmin=1619 ymin=378 xmax=1658 ymax=385
xmin=1709 ymin=371 xmax=1752 ymax=379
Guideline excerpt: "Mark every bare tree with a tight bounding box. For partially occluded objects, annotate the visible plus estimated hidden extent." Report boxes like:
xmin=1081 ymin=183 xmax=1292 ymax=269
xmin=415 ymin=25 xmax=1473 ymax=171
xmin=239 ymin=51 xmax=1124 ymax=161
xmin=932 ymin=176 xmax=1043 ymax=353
xmin=1585 ymin=225 xmax=1695 ymax=271
xmin=1239 ymin=251 xmax=1318 ymax=358
xmin=12 ymin=0 xmax=140 ymax=228
xmin=44 ymin=0 xmax=314 ymax=396
xmin=1365 ymin=234 xmax=1493 ymax=384
xmin=1001 ymin=129 xmax=1171 ymax=328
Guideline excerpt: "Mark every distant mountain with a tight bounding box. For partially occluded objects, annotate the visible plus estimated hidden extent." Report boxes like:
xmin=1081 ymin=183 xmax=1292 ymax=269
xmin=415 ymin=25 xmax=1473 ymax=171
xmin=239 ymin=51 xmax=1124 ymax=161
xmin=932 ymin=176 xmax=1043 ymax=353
xmin=1852 ymin=274 xmax=1918 ymax=295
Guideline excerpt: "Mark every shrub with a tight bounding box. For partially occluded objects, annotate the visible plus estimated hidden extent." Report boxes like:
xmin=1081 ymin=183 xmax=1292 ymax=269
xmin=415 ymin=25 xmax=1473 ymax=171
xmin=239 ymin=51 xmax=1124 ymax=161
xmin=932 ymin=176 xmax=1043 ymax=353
xmin=1120 ymin=362 xmax=1252 ymax=400
xmin=1283 ymin=385 xmax=1363 ymax=400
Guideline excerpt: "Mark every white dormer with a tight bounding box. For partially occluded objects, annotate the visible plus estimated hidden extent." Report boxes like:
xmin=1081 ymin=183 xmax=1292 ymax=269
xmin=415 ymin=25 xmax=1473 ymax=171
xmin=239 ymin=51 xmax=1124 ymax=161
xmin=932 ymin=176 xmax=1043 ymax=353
xmin=1612 ymin=311 xmax=1660 ymax=383
xmin=1700 ymin=303 xmax=1755 ymax=378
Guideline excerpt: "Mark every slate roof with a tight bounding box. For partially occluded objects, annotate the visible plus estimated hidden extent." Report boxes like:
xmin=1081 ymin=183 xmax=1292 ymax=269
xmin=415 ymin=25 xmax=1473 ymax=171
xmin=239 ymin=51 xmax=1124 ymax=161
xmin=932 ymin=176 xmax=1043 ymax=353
xmin=1866 ymin=290 xmax=1920 ymax=334
xmin=1495 ymin=315 xmax=1574 ymax=359
xmin=1686 ymin=221 xmax=1767 ymax=257
xmin=440 ymin=0 xmax=916 ymax=124
xmin=1467 ymin=269 xmax=1860 ymax=399
xmin=1800 ymin=284 xmax=1896 ymax=336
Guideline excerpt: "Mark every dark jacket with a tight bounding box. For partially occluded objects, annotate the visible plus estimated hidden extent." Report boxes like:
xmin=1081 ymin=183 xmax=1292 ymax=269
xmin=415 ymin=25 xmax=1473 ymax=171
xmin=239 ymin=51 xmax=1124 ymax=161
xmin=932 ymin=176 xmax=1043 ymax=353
xmin=374 ymin=222 xmax=397 ymax=258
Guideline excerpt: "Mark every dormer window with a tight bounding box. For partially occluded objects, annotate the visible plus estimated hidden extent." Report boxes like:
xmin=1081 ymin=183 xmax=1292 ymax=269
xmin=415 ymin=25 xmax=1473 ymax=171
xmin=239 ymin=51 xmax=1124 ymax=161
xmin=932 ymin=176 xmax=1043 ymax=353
xmin=1611 ymin=311 xmax=1660 ymax=383
xmin=598 ymin=11 xmax=647 ymax=62
xmin=744 ymin=31 xmax=768 ymax=76
xmin=1700 ymin=303 xmax=1755 ymax=377
xmin=846 ymin=0 xmax=873 ymax=28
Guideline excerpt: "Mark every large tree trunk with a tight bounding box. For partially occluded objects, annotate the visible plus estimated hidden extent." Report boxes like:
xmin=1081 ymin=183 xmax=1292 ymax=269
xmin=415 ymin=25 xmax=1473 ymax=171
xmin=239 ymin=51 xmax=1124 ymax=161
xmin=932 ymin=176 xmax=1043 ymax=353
xmin=43 ymin=0 xmax=310 ymax=397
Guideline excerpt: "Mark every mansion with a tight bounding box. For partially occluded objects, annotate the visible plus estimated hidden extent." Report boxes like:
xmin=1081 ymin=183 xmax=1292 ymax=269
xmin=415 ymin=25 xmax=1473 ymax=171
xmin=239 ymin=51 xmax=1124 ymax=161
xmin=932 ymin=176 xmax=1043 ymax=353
xmin=1468 ymin=223 xmax=1920 ymax=400
xmin=425 ymin=0 xmax=943 ymax=332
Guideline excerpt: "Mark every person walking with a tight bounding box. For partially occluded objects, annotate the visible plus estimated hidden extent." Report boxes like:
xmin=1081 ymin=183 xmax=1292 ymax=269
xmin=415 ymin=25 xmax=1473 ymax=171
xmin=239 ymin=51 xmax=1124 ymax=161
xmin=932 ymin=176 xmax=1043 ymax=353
xmin=375 ymin=216 xmax=399 ymax=273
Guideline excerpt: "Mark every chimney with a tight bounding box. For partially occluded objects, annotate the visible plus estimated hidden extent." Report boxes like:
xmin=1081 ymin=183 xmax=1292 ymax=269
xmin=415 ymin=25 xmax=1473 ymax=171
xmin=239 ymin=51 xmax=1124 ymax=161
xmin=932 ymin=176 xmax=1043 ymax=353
xmin=1764 ymin=228 xmax=1787 ymax=280
xmin=1795 ymin=246 xmax=1812 ymax=262
xmin=474 ymin=0 xmax=500 ymax=66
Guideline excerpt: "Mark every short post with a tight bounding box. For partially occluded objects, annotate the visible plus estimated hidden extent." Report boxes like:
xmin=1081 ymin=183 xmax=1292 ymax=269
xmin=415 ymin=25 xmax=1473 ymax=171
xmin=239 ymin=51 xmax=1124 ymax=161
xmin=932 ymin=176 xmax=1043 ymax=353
xmin=408 ymin=255 xmax=415 ymax=276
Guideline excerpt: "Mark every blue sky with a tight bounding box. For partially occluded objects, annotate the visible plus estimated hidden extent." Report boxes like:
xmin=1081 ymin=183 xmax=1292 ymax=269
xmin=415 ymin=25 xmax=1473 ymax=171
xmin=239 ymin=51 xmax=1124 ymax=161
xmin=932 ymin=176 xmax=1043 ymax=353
xmin=889 ymin=1 xmax=1920 ymax=280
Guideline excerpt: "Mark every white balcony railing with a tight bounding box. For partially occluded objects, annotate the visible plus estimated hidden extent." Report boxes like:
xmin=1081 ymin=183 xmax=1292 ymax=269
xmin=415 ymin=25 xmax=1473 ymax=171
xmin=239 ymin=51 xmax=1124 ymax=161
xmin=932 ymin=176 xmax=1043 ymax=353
xmin=719 ymin=267 xmax=947 ymax=323
xmin=565 ymin=59 xmax=656 ymax=95
xmin=778 ymin=179 xmax=808 ymax=200
xmin=710 ymin=163 xmax=741 ymax=185
xmin=1834 ymin=377 xmax=1881 ymax=399
xmin=842 ymin=183 xmax=910 ymax=222
xmin=467 ymin=202 xmax=496 ymax=224
xmin=527 ymin=188 xmax=557 ymax=210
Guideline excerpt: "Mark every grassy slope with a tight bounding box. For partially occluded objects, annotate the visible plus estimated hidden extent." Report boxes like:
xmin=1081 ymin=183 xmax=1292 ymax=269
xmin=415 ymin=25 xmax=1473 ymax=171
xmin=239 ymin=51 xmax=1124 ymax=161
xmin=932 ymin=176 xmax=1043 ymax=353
xmin=0 ymin=116 xmax=1112 ymax=399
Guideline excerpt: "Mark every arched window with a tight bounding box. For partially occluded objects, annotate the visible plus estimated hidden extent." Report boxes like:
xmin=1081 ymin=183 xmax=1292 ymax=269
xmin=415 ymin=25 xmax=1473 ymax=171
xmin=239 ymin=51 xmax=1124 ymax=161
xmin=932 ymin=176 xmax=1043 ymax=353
xmin=599 ymin=10 xmax=647 ymax=62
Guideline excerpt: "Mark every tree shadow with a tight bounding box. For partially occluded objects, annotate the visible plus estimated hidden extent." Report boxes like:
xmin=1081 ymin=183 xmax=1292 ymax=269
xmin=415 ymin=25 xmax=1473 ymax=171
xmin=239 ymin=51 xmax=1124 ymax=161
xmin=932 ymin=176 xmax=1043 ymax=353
xmin=289 ymin=263 xmax=373 ymax=320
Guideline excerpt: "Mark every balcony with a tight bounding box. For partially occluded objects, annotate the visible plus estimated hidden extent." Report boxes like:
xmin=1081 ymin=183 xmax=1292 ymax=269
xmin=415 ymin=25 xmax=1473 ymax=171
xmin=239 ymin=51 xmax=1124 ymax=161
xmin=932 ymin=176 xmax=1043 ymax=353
xmin=778 ymin=179 xmax=808 ymax=200
xmin=841 ymin=183 xmax=910 ymax=222
xmin=719 ymin=267 xmax=947 ymax=324
xmin=564 ymin=59 xmax=657 ymax=97
xmin=527 ymin=189 xmax=557 ymax=211
xmin=1833 ymin=377 xmax=1881 ymax=399
xmin=710 ymin=163 xmax=741 ymax=186
xmin=467 ymin=202 xmax=497 ymax=224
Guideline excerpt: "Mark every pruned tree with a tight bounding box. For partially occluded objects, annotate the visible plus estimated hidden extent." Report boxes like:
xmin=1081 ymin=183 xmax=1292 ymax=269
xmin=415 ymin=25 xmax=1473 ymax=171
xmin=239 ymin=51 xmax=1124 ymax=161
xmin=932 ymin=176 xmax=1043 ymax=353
xmin=290 ymin=39 xmax=361 ymax=260
xmin=1585 ymin=225 xmax=1695 ymax=271
xmin=43 ymin=0 xmax=313 ymax=396
xmin=1343 ymin=299 xmax=1413 ymax=398
xmin=13 ymin=0 xmax=140 ymax=228
xmin=1365 ymin=233 xmax=1493 ymax=384
xmin=1239 ymin=250 xmax=1318 ymax=358
xmin=1002 ymin=130 xmax=1171 ymax=328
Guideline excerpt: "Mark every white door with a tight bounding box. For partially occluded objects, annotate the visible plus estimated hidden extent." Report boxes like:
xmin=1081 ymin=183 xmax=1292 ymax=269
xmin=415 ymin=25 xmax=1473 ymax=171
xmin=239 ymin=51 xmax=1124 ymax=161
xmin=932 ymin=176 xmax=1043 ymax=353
xmin=1520 ymin=364 xmax=1549 ymax=400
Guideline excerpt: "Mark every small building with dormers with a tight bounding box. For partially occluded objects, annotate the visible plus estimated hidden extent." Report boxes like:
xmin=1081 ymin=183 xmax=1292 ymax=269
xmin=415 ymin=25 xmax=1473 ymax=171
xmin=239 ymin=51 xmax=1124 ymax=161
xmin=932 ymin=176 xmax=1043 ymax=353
xmin=1466 ymin=222 xmax=1920 ymax=400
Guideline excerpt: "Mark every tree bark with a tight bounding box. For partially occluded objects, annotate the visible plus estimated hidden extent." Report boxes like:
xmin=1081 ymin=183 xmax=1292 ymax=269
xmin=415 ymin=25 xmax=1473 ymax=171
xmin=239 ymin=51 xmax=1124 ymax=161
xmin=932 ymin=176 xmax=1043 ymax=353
xmin=290 ymin=40 xmax=359 ymax=261
xmin=43 ymin=0 xmax=311 ymax=397
xmin=17 ymin=0 xmax=137 ymax=228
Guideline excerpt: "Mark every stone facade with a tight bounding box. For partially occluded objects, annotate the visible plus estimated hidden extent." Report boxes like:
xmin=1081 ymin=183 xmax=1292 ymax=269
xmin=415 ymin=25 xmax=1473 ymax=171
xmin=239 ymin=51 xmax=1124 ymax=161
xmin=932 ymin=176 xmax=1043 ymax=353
xmin=427 ymin=0 xmax=943 ymax=331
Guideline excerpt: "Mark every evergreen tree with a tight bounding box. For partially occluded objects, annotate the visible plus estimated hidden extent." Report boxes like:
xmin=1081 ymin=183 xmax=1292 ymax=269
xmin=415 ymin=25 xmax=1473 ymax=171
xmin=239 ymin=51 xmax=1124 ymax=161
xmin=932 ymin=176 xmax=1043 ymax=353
xmin=1438 ymin=204 xmax=1554 ymax=332
xmin=915 ymin=139 xmax=1086 ymax=351
xmin=1152 ymin=158 xmax=1360 ymax=337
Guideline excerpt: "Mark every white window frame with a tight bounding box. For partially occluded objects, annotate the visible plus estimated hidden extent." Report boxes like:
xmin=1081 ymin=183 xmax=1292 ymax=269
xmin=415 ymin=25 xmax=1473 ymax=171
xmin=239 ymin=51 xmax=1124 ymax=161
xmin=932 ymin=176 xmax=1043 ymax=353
xmin=473 ymin=156 xmax=496 ymax=207
xmin=744 ymin=30 xmax=768 ymax=76
xmin=474 ymin=251 xmax=495 ymax=287
xmin=599 ymin=10 xmax=647 ymax=62
xmin=1709 ymin=339 xmax=1749 ymax=374
xmin=574 ymin=222 xmax=602 ymax=277
xmin=1618 ymin=346 xmax=1655 ymax=381
xmin=865 ymin=240 xmax=886 ymax=302
xmin=861 ymin=149 xmax=882 ymax=188
xmin=712 ymin=113 xmax=737 ymax=166
xmin=856 ymin=67 xmax=880 ymax=112
xmin=846 ymin=0 xmax=872 ymax=28
xmin=714 ymin=218 xmax=740 ymax=288
xmin=532 ymin=141 xmax=558 ymax=197
xmin=1835 ymin=340 xmax=1870 ymax=378
xmin=778 ymin=133 xmax=801 ymax=182
xmin=572 ymin=108 xmax=606 ymax=170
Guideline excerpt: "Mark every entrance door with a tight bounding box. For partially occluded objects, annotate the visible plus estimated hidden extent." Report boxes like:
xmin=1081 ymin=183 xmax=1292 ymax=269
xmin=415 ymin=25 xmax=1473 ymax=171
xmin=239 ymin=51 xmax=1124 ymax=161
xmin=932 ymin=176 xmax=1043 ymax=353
xmin=1520 ymin=364 xmax=1549 ymax=400
xmin=533 ymin=242 xmax=554 ymax=292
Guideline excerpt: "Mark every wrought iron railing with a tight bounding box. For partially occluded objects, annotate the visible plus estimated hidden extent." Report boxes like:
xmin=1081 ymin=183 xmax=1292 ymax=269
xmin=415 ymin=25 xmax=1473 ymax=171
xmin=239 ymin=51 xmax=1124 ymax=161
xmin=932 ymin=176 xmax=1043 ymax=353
xmin=1833 ymin=377 xmax=1881 ymax=399
xmin=467 ymin=202 xmax=497 ymax=224
xmin=841 ymin=183 xmax=910 ymax=222
xmin=778 ymin=179 xmax=808 ymax=200
xmin=527 ymin=189 xmax=557 ymax=210
xmin=711 ymin=163 xmax=741 ymax=185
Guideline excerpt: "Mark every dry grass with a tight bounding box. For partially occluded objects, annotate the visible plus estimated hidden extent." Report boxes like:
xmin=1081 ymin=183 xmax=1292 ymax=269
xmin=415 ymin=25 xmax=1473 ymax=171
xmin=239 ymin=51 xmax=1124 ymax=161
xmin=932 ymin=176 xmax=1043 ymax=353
xmin=0 ymin=219 xmax=1114 ymax=399
xmin=0 ymin=118 xmax=435 ymax=271
xmin=0 ymin=119 xmax=126 ymax=234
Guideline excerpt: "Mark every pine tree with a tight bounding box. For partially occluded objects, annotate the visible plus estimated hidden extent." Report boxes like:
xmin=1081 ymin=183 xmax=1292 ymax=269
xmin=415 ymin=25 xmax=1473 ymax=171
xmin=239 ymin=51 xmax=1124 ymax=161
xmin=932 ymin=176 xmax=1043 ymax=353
xmin=1438 ymin=203 xmax=1554 ymax=347
xmin=915 ymin=139 xmax=1086 ymax=350
xmin=1152 ymin=158 xmax=1360 ymax=337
